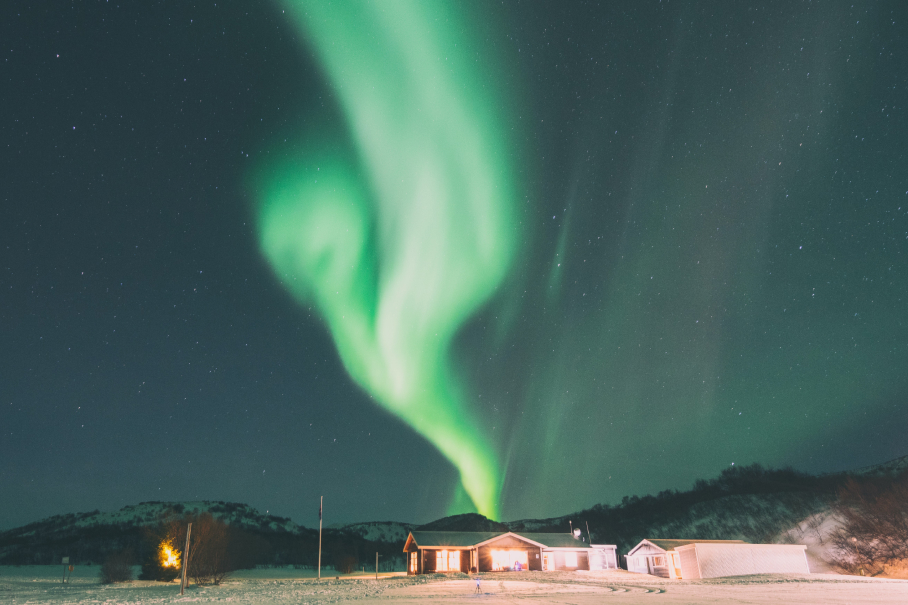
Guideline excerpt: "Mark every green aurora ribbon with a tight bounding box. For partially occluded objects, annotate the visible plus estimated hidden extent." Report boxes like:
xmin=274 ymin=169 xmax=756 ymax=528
xmin=255 ymin=1 xmax=516 ymax=518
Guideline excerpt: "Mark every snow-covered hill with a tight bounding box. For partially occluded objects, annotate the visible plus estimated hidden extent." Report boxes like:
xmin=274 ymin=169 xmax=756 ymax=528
xmin=847 ymin=454 xmax=908 ymax=477
xmin=1 ymin=500 xmax=309 ymax=547
xmin=330 ymin=521 xmax=415 ymax=543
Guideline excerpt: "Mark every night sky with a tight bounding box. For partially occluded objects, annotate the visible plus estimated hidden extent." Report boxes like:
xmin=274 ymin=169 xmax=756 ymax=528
xmin=3 ymin=1 xmax=907 ymax=531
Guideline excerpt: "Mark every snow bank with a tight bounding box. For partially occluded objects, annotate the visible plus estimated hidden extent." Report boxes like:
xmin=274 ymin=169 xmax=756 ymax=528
xmin=2 ymin=565 xmax=907 ymax=604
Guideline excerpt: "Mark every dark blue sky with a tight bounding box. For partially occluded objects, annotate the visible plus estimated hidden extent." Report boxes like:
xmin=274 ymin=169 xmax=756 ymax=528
xmin=2 ymin=1 xmax=906 ymax=530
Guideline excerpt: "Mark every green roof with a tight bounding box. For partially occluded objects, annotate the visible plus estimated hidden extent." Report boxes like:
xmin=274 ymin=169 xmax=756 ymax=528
xmin=408 ymin=531 xmax=503 ymax=547
xmin=517 ymin=533 xmax=592 ymax=549
xmin=643 ymin=539 xmax=747 ymax=552
xmin=406 ymin=531 xmax=592 ymax=549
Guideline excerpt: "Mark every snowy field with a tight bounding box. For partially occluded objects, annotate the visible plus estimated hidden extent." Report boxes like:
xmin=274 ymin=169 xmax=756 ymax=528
xmin=2 ymin=565 xmax=908 ymax=604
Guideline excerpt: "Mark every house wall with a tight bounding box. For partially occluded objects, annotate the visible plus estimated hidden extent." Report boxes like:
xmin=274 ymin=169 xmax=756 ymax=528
xmin=691 ymin=544 xmax=809 ymax=579
xmin=548 ymin=550 xmax=589 ymax=571
xmin=461 ymin=550 xmax=472 ymax=573
xmin=422 ymin=549 xmax=435 ymax=573
xmin=589 ymin=549 xmax=612 ymax=570
xmin=626 ymin=545 xmax=669 ymax=578
xmin=477 ymin=538 xmax=542 ymax=572
xmin=600 ymin=548 xmax=618 ymax=569
xmin=679 ymin=547 xmax=701 ymax=579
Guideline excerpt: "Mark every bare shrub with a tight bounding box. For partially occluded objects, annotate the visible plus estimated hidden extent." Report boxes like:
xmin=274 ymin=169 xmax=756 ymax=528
xmin=805 ymin=512 xmax=827 ymax=544
xmin=334 ymin=554 xmax=358 ymax=574
xmin=99 ymin=549 xmax=134 ymax=584
xmin=830 ymin=470 xmax=908 ymax=575
xmin=186 ymin=513 xmax=233 ymax=585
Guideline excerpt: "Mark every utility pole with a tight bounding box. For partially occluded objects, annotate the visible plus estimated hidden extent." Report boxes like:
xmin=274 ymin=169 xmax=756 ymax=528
xmin=376 ymin=552 xmax=382 ymax=580
xmin=586 ymin=521 xmax=593 ymax=544
xmin=180 ymin=523 xmax=192 ymax=595
xmin=317 ymin=496 xmax=323 ymax=581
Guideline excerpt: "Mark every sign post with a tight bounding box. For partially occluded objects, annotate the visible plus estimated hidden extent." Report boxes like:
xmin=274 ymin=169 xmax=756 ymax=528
xmin=317 ymin=496 xmax=323 ymax=581
xmin=61 ymin=557 xmax=69 ymax=584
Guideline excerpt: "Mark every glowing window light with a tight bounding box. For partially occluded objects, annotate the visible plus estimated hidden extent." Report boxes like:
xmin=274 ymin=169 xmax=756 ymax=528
xmin=448 ymin=550 xmax=460 ymax=571
xmin=436 ymin=550 xmax=447 ymax=571
xmin=491 ymin=549 xmax=528 ymax=571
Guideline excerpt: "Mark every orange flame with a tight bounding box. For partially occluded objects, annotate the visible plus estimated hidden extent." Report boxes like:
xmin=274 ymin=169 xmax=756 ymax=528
xmin=159 ymin=542 xmax=181 ymax=568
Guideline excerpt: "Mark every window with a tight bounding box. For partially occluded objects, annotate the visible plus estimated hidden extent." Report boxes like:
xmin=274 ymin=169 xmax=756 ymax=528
xmin=409 ymin=552 xmax=417 ymax=573
xmin=653 ymin=556 xmax=665 ymax=567
xmin=564 ymin=552 xmax=578 ymax=567
xmin=491 ymin=549 xmax=529 ymax=571
xmin=434 ymin=550 xmax=460 ymax=572
xmin=448 ymin=550 xmax=460 ymax=571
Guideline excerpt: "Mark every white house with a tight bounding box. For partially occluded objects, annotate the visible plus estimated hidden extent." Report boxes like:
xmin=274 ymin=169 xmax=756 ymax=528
xmin=626 ymin=539 xmax=810 ymax=579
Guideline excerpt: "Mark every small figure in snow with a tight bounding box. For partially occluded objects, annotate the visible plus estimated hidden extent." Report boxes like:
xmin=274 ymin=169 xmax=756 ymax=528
xmin=474 ymin=576 xmax=482 ymax=593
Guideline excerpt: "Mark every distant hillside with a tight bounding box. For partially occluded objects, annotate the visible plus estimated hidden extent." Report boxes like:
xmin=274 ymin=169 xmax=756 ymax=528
xmin=5 ymin=501 xmax=306 ymax=538
xmin=503 ymin=464 xmax=841 ymax=554
xmin=847 ymin=454 xmax=908 ymax=477
xmin=4 ymin=454 xmax=905 ymax=570
xmin=0 ymin=501 xmax=362 ymax=569
xmin=328 ymin=521 xmax=416 ymax=543
xmin=418 ymin=513 xmax=510 ymax=533
xmin=505 ymin=455 xmax=908 ymax=557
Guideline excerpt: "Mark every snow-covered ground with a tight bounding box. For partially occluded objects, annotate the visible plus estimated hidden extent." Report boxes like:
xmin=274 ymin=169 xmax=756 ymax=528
xmin=2 ymin=565 xmax=907 ymax=604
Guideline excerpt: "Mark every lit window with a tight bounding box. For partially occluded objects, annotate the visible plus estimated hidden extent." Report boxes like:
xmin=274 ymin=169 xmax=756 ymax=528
xmin=448 ymin=550 xmax=460 ymax=571
xmin=491 ymin=549 xmax=529 ymax=571
xmin=654 ymin=556 xmax=665 ymax=566
xmin=410 ymin=552 xmax=417 ymax=573
xmin=436 ymin=550 xmax=447 ymax=571
xmin=564 ymin=551 xmax=578 ymax=567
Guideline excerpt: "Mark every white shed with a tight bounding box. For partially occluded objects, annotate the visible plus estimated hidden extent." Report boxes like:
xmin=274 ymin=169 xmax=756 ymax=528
xmin=676 ymin=542 xmax=810 ymax=579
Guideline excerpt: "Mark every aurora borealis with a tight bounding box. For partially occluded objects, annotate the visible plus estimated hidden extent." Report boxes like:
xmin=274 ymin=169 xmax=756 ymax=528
xmin=257 ymin=1 xmax=516 ymax=517
xmin=2 ymin=1 xmax=907 ymax=530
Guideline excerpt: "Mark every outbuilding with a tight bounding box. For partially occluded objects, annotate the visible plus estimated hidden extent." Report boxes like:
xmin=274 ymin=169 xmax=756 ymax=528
xmin=626 ymin=539 xmax=810 ymax=579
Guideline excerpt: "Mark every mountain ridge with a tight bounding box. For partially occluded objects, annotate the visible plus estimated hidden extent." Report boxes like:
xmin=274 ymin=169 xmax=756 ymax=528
xmin=3 ymin=454 xmax=904 ymax=567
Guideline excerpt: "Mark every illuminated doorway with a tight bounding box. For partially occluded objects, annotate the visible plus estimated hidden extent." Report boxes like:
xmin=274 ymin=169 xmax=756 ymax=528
xmin=491 ymin=549 xmax=529 ymax=571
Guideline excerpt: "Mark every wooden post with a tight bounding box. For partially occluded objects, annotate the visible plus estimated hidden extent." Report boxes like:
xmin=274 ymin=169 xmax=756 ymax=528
xmin=317 ymin=496 xmax=323 ymax=581
xmin=375 ymin=552 xmax=380 ymax=580
xmin=180 ymin=522 xmax=192 ymax=595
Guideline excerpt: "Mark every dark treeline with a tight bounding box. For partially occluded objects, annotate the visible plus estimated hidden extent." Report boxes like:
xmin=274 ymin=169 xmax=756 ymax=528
xmin=507 ymin=464 xmax=843 ymax=553
xmin=0 ymin=503 xmax=405 ymax=572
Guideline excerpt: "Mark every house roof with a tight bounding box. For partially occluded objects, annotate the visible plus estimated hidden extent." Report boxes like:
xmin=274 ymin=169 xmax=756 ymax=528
xmin=628 ymin=538 xmax=747 ymax=555
xmin=517 ymin=533 xmax=593 ymax=549
xmin=406 ymin=531 xmax=504 ymax=549
xmin=403 ymin=530 xmax=594 ymax=551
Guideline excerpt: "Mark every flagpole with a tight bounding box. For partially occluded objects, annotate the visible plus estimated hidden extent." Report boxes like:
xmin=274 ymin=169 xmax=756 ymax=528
xmin=317 ymin=496 xmax=323 ymax=581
